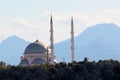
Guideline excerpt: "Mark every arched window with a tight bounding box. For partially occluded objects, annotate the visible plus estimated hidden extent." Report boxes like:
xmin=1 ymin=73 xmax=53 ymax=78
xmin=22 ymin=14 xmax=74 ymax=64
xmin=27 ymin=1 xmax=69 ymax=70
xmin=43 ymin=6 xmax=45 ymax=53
xmin=32 ymin=58 xmax=45 ymax=64
xmin=20 ymin=59 xmax=29 ymax=65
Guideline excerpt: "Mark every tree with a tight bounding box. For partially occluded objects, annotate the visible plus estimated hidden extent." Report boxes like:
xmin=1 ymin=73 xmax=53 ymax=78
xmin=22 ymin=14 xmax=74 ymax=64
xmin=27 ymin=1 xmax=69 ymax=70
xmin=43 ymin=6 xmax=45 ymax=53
xmin=0 ymin=61 xmax=6 ymax=66
xmin=83 ymin=57 xmax=89 ymax=62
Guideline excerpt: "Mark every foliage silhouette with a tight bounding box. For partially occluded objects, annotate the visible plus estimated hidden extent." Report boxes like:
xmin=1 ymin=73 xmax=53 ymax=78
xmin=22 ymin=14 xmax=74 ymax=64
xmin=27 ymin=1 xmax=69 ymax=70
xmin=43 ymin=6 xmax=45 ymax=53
xmin=0 ymin=59 xmax=120 ymax=80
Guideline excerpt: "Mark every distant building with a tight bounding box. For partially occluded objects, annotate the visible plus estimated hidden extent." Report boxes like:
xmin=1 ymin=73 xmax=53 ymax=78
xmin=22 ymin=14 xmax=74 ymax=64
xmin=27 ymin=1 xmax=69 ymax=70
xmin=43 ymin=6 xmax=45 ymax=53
xmin=20 ymin=15 xmax=56 ymax=66
xmin=20 ymin=15 xmax=75 ymax=65
xmin=20 ymin=40 xmax=56 ymax=66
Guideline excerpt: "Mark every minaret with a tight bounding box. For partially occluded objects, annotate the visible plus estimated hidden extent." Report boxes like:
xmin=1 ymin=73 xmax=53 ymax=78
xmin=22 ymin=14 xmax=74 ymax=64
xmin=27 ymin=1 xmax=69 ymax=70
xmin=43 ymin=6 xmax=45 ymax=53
xmin=71 ymin=17 xmax=74 ymax=62
xmin=50 ymin=15 xmax=54 ymax=58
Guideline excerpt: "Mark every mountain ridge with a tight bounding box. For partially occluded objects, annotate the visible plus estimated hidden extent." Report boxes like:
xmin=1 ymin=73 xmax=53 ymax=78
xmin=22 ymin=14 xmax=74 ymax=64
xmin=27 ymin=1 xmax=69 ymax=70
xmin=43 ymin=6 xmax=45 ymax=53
xmin=0 ymin=23 xmax=120 ymax=65
xmin=55 ymin=23 xmax=120 ymax=62
xmin=0 ymin=35 xmax=29 ymax=65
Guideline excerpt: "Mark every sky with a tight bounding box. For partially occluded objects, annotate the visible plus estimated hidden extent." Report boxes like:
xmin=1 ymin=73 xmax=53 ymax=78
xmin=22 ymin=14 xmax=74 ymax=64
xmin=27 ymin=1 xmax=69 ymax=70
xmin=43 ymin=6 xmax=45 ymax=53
xmin=0 ymin=0 xmax=120 ymax=44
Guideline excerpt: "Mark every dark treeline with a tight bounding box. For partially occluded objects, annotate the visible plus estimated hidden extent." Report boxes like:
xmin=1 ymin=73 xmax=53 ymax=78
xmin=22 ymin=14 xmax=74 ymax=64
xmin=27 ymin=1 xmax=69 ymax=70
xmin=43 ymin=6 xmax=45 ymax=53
xmin=0 ymin=58 xmax=120 ymax=80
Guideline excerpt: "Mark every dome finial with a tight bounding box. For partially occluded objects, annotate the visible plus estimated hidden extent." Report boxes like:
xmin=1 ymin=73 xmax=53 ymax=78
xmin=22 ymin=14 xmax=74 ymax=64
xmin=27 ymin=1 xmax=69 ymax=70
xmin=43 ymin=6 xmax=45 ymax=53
xmin=35 ymin=39 xmax=39 ymax=42
xmin=35 ymin=37 xmax=39 ymax=42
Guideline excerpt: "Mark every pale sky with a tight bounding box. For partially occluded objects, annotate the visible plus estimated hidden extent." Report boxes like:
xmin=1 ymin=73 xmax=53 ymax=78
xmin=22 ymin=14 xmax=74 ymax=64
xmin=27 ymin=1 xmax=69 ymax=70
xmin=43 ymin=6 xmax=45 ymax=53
xmin=0 ymin=0 xmax=120 ymax=44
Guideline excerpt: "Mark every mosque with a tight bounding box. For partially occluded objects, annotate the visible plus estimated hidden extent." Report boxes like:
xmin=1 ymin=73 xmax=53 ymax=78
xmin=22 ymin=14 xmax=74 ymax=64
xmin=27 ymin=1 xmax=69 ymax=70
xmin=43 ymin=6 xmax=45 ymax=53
xmin=20 ymin=16 xmax=75 ymax=66
xmin=20 ymin=16 xmax=56 ymax=66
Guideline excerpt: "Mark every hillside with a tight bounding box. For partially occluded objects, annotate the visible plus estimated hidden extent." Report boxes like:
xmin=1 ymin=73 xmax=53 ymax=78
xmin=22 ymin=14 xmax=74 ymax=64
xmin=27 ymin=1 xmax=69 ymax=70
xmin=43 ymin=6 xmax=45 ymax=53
xmin=55 ymin=23 xmax=120 ymax=62
xmin=0 ymin=23 xmax=120 ymax=64
xmin=0 ymin=35 xmax=29 ymax=65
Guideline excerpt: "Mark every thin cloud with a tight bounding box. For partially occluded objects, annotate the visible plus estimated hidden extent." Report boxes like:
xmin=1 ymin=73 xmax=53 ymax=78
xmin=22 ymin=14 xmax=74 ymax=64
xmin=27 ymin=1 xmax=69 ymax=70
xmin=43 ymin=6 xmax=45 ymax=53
xmin=13 ymin=18 xmax=41 ymax=29
xmin=0 ymin=9 xmax=120 ymax=43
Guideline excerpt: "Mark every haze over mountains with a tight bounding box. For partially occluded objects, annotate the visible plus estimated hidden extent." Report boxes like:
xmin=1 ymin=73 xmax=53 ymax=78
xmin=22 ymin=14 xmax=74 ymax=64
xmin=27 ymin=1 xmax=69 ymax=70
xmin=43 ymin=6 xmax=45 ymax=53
xmin=0 ymin=23 xmax=120 ymax=65
xmin=55 ymin=23 xmax=120 ymax=62
xmin=0 ymin=36 xmax=29 ymax=65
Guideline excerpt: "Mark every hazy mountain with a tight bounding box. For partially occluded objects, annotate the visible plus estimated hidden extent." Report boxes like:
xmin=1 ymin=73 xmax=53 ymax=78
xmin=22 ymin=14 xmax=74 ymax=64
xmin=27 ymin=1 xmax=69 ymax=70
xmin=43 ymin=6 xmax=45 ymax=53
xmin=0 ymin=35 xmax=29 ymax=65
xmin=0 ymin=23 xmax=120 ymax=65
xmin=55 ymin=23 xmax=120 ymax=62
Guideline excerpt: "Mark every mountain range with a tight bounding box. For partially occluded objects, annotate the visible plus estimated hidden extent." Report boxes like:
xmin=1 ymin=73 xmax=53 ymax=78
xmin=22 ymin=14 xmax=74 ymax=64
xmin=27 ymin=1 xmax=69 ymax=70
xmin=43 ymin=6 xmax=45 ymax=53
xmin=55 ymin=23 xmax=120 ymax=62
xmin=0 ymin=23 xmax=120 ymax=65
xmin=0 ymin=36 xmax=29 ymax=65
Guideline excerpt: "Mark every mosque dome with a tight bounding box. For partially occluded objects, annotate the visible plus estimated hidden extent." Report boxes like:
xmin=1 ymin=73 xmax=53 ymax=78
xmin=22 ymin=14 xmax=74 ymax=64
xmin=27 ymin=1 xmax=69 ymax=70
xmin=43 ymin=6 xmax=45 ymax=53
xmin=24 ymin=40 xmax=48 ymax=54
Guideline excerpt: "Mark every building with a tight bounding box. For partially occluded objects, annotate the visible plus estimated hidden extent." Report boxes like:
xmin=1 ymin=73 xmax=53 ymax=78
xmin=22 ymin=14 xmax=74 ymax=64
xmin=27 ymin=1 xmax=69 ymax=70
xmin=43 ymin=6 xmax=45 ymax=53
xmin=20 ymin=15 xmax=75 ymax=65
xmin=20 ymin=40 xmax=56 ymax=66
xmin=20 ymin=15 xmax=56 ymax=66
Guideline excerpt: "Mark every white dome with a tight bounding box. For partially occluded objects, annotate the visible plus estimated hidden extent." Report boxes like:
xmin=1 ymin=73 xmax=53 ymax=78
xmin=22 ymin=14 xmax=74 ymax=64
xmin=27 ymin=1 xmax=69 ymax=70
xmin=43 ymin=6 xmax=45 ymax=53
xmin=24 ymin=40 xmax=48 ymax=54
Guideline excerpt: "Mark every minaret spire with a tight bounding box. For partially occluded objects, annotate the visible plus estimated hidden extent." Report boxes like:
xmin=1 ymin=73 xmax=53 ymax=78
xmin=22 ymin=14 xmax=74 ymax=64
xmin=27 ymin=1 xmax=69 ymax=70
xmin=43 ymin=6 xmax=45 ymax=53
xmin=50 ymin=14 xmax=54 ymax=57
xmin=71 ymin=17 xmax=74 ymax=62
